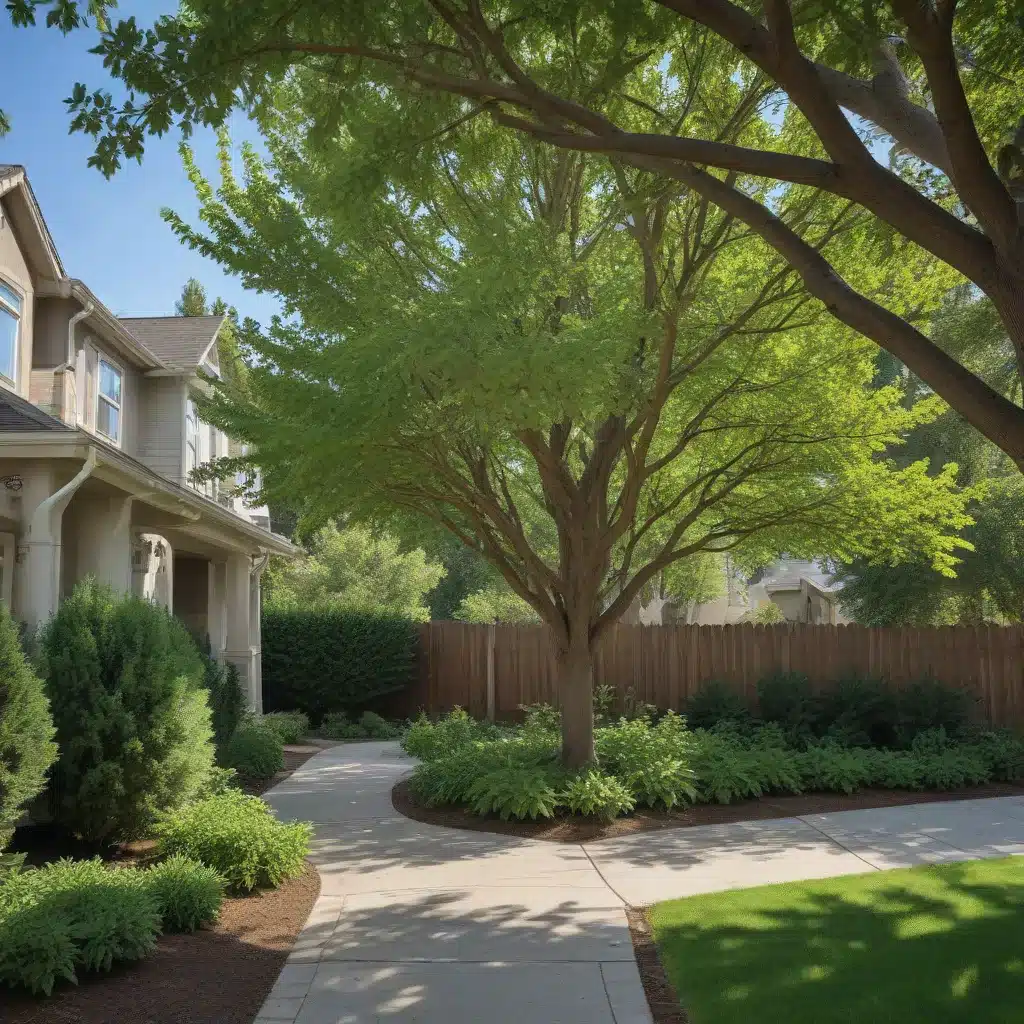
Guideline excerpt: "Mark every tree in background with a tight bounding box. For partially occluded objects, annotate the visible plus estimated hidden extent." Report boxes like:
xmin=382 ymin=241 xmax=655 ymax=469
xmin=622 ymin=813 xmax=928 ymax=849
xmin=175 ymin=278 xmax=249 ymax=390
xmin=42 ymin=0 xmax=1024 ymax=471
xmin=176 ymin=86 xmax=970 ymax=767
xmin=457 ymin=583 xmax=540 ymax=625
xmin=264 ymin=523 xmax=445 ymax=623
xmin=835 ymin=288 xmax=1024 ymax=625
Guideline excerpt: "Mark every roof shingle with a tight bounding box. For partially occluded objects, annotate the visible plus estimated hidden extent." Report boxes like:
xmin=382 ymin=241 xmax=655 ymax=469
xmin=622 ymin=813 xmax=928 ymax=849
xmin=119 ymin=315 xmax=224 ymax=372
xmin=0 ymin=388 xmax=70 ymax=432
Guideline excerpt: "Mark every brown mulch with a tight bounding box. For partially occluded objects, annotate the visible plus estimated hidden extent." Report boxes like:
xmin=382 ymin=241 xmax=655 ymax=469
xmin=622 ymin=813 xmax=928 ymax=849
xmin=1 ymin=862 xmax=321 ymax=1024
xmin=392 ymin=777 xmax=1024 ymax=843
xmin=626 ymin=907 xmax=688 ymax=1024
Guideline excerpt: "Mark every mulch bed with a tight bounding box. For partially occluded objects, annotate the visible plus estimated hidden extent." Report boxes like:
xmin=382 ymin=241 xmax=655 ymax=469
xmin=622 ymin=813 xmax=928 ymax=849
xmin=2 ymin=743 xmax=332 ymax=1024
xmin=2 ymin=862 xmax=320 ymax=1024
xmin=392 ymin=777 xmax=1024 ymax=843
xmin=626 ymin=907 xmax=688 ymax=1024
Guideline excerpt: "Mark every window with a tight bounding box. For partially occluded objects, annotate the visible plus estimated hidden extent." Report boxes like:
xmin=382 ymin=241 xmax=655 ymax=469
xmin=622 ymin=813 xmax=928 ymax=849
xmin=96 ymin=357 xmax=122 ymax=442
xmin=185 ymin=399 xmax=199 ymax=479
xmin=0 ymin=280 xmax=21 ymax=383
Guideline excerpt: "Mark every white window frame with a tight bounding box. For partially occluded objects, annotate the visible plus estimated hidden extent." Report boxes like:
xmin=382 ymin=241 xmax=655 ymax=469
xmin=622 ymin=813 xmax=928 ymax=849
xmin=0 ymin=278 xmax=23 ymax=386
xmin=185 ymin=398 xmax=200 ymax=484
xmin=95 ymin=354 xmax=123 ymax=445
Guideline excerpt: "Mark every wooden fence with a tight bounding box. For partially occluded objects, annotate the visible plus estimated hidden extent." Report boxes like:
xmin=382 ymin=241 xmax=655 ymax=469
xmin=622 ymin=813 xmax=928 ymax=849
xmin=392 ymin=621 xmax=1024 ymax=729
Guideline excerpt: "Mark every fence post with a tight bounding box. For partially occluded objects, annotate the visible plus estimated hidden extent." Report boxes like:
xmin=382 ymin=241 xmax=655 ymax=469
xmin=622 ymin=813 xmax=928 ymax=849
xmin=486 ymin=622 xmax=496 ymax=722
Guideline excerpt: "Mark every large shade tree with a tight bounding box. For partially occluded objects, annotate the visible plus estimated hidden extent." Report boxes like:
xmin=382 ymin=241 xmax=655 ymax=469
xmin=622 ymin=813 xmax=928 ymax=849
xmin=35 ymin=0 xmax=1024 ymax=470
xmin=178 ymin=97 xmax=968 ymax=765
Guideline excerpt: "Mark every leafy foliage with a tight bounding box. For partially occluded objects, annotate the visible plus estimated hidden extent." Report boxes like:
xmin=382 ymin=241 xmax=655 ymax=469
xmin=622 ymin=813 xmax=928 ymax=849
xmin=402 ymin=708 xmax=490 ymax=761
xmin=202 ymin=654 xmax=246 ymax=755
xmin=0 ymin=605 xmax=57 ymax=852
xmin=262 ymin=609 xmax=417 ymax=721
xmin=685 ymin=681 xmax=752 ymax=732
xmin=222 ymin=722 xmax=283 ymax=779
xmin=145 ymin=854 xmax=224 ymax=932
xmin=467 ymin=767 xmax=561 ymax=821
xmin=456 ymin=583 xmax=541 ymax=624
xmin=260 ymin=711 xmax=310 ymax=745
xmin=559 ymin=770 xmax=634 ymax=820
xmin=155 ymin=791 xmax=312 ymax=893
xmin=402 ymin=707 xmax=1018 ymax=820
xmin=318 ymin=709 xmax=403 ymax=740
xmin=265 ymin=522 xmax=445 ymax=622
xmin=40 ymin=579 xmax=214 ymax=843
xmin=0 ymin=857 xmax=159 ymax=996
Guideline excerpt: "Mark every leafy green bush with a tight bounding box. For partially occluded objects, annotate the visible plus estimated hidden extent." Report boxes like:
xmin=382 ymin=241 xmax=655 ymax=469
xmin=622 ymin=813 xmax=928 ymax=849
xmin=222 ymin=722 xmax=284 ymax=779
xmin=0 ymin=858 xmax=159 ymax=995
xmin=402 ymin=708 xmax=487 ymax=760
xmin=359 ymin=710 xmax=404 ymax=738
xmin=40 ymin=580 xmax=215 ymax=843
xmin=796 ymin=744 xmax=875 ymax=794
xmin=262 ymin=711 xmax=310 ymax=744
xmin=818 ymin=676 xmax=900 ymax=748
xmin=627 ymin=757 xmax=698 ymax=809
xmin=155 ymin=790 xmax=312 ymax=892
xmin=685 ymin=680 xmax=751 ymax=731
xmin=519 ymin=702 xmax=561 ymax=734
xmin=0 ymin=605 xmax=57 ymax=852
xmin=756 ymin=672 xmax=819 ymax=745
xmin=262 ymin=608 xmax=417 ymax=721
xmin=560 ymin=770 xmax=634 ymax=820
xmin=896 ymin=679 xmax=974 ymax=745
xmin=973 ymin=730 xmax=1024 ymax=781
xmin=145 ymin=854 xmax=224 ymax=932
xmin=318 ymin=709 xmax=404 ymax=740
xmin=202 ymin=654 xmax=246 ymax=754
xmin=467 ymin=766 xmax=560 ymax=821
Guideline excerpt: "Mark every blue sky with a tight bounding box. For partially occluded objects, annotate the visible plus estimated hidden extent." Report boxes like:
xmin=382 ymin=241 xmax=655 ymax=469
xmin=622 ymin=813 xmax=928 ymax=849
xmin=0 ymin=4 xmax=281 ymax=324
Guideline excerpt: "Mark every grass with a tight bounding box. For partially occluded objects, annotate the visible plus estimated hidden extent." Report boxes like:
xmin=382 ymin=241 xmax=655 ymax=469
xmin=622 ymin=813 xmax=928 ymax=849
xmin=649 ymin=857 xmax=1024 ymax=1024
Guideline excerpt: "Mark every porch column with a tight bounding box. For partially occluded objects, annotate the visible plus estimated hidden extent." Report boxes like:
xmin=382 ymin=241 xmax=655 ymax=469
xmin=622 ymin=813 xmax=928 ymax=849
xmin=224 ymin=551 xmax=257 ymax=709
xmin=15 ymin=455 xmax=96 ymax=627
xmin=207 ymin=560 xmax=227 ymax=657
xmin=76 ymin=495 xmax=133 ymax=594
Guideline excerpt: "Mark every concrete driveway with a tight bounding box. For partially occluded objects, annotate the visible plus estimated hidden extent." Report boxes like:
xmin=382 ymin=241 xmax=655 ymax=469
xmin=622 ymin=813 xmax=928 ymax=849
xmin=256 ymin=741 xmax=1024 ymax=1023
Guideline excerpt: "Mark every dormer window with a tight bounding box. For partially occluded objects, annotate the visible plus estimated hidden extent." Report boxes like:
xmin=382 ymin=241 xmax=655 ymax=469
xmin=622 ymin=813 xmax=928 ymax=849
xmin=96 ymin=357 xmax=122 ymax=443
xmin=0 ymin=280 xmax=22 ymax=383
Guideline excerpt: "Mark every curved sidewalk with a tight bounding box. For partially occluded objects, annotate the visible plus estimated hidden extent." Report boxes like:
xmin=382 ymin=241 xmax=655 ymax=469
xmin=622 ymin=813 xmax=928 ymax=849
xmin=256 ymin=741 xmax=1024 ymax=1024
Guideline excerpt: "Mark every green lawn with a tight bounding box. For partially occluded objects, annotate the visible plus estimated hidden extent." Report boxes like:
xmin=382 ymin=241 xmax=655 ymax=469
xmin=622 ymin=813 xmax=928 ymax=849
xmin=649 ymin=857 xmax=1024 ymax=1024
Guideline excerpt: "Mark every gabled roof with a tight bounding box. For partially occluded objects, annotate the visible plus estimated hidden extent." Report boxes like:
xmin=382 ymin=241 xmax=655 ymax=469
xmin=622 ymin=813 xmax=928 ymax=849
xmin=0 ymin=388 xmax=70 ymax=432
xmin=0 ymin=164 xmax=64 ymax=281
xmin=119 ymin=315 xmax=225 ymax=373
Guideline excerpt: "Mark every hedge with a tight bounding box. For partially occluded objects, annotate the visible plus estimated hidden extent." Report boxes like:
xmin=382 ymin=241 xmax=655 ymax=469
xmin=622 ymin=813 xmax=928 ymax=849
xmin=261 ymin=609 xmax=416 ymax=722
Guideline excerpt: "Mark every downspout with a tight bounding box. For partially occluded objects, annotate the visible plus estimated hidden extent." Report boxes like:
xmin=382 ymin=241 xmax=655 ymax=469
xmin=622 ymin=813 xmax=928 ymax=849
xmin=56 ymin=301 xmax=92 ymax=426
xmin=29 ymin=449 xmax=98 ymax=544
xmin=26 ymin=450 xmax=97 ymax=621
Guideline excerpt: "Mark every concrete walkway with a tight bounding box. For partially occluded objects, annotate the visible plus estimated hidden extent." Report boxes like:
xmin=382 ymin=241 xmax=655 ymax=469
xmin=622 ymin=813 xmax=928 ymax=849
xmin=256 ymin=741 xmax=1024 ymax=1024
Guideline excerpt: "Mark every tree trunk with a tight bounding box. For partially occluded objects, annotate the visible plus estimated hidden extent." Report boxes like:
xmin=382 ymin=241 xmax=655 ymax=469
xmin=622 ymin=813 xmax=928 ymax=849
xmin=556 ymin=637 xmax=596 ymax=769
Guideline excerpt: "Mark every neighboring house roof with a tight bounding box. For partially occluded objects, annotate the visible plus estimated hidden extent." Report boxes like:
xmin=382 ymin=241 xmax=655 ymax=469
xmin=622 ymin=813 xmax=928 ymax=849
xmin=119 ymin=315 xmax=225 ymax=373
xmin=0 ymin=388 xmax=71 ymax=432
xmin=761 ymin=558 xmax=840 ymax=596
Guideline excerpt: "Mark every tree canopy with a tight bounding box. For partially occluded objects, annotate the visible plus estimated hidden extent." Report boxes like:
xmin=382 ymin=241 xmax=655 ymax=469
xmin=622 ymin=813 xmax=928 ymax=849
xmin=23 ymin=0 xmax=1024 ymax=471
xmin=179 ymin=90 xmax=971 ymax=762
xmin=264 ymin=522 xmax=445 ymax=622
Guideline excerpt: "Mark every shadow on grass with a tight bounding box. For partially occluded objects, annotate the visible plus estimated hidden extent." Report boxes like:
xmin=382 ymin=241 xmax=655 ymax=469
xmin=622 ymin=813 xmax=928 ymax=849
xmin=651 ymin=857 xmax=1024 ymax=1024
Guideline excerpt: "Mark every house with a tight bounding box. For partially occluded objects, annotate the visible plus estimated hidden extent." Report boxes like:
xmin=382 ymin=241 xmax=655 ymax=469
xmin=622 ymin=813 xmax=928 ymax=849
xmin=627 ymin=556 xmax=850 ymax=625
xmin=0 ymin=164 xmax=296 ymax=710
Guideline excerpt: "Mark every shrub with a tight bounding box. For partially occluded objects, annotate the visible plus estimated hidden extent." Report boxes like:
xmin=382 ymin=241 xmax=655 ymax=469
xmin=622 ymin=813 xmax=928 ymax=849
xmin=202 ymin=654 xmax=246 ymax=754
xmin=519 ymin=702 xmax=561 ymax=734
xmin=797 ymin=744 xmax=875 ymax=794
xmin=688 ymin=733 xmax=767 ymax=804
xmin=624 ymin=757 xmax=697 ymax=810
xmin=467 ymin=766 xmax=560 ymax=821
xmin=973 ymin=730 xmax=1024 ymax=782
xmin=145 ymin=854 xmax=224 ymax=932
xmin=0 ymin=858 xmax=159 ymax=995
xmin=261 ymin=608 xmax=416 ymax=721
xmin=222 ymin=722 xmax=284 ymax=779
xmin=818 ymin=676 xmax=900 ymax=748
xmin=0 ymin=605 xmax=57 ymax=852
xmin=402 ymin=708 xmax=483 ymax=760
xmin=319 ymin=711 xmax=367 ymax=739
xmin=560 ymin=770 xmax=634 ymax=820
xmin=261 ymin=711 xmax=310 ymax=744
xmin=40 ymin=580 xmax=214 ymax=843
xmin=896 ymin=679 xmax=974 ymax=745
xmin=359 ymin=710 xmax=404 ymax=738
xmin=685 ymin=680 xmax=751 ymax=731
xmin=155 ymin=791 xmax=312 ymax=892
xmin=756 ymin=672 xmax=819 ymax=745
